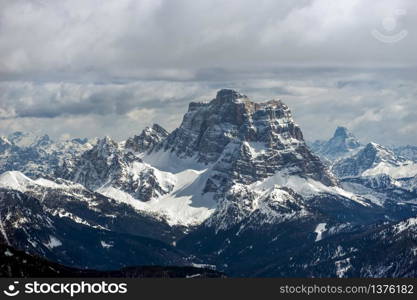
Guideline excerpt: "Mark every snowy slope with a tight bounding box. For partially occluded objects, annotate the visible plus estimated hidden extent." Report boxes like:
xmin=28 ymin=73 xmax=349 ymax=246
xmin=98 ymin=167 xmax=217 ymax=226
xmin=332 ymin=142 xmax=417 ymax=179
xmin=362 ymin=161 xmax=417 ymax=179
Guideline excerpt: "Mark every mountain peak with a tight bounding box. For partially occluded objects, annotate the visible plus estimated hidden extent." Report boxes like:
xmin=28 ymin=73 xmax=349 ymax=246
xmin=332 ymin=142 xmax=405 ymax=178
xmin=151 ymin=123 xmax=168 ymax=135
xmin=314 ymin=126 xmax=361 ymax=160
xmin=95 ymin=137 xmax=119 ymax=156
xmin=334 ymin=126 xmax=350 ymax=138
xmin=7 ymin=131 xmax=25 ymax=139
xmin=157 ymin=90 xmax=336 ymax=186
xmin=367 ymin=141 xmax=382 ymax=149
xmin=362 ymin=142 xmax=398 ymax=162
xmin=125 ymin=124 xmax=168 ymax=153
xmin=161 ymin=90 xmax=302 ymax=162
xmin=7 ymin=131 xmax=38 ymax=148
xmin=34 ymin=134 xmax=52 ymax=147
xmin=98 ymin=136 xmax=116 ymax=146
xmin=215 ymin=89 xmax=246 ymax=102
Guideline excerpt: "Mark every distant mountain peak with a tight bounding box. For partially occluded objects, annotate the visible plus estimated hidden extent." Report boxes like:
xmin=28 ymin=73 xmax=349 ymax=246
xmin=95 ymin=136 xmax=118 ymax=153
xmin=311 ymin=126 xmax=362 ymax=160
xmin=7 ymin=131 xmax=40 ymax=148
xmin=366 ymin=141 xmax=384 ymax=150
xmin=333 ymin=126 xmax=350 ymax=138
xmin=331 ymin=141 xmax=415 ymax=178
xmin=361 ymin=142 xmax=399 ymax=164
xmin=125 ymin=124 xmax=168 ymax=153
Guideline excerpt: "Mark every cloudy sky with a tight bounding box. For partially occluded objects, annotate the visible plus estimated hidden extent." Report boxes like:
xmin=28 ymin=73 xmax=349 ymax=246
xmin=0 ymin=0 xmax=416 ymax=145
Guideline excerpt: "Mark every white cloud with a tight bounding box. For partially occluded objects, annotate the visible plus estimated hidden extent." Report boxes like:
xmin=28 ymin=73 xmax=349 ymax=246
xmin=0 ymin=0 xmax=416 ymax=81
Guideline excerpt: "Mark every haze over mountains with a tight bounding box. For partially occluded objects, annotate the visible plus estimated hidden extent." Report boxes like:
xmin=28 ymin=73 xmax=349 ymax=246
xmin=1 ymin=90 xmax=417 ymax=277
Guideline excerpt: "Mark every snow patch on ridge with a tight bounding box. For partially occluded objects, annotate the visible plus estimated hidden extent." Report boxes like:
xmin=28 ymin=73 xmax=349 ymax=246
xmin=44 ymin=235 xmax=62 ymax=249
xmin=362 ymin=162 xmax=417 ymax=179
xmin=0 ymin=171 xmax=83 ymax=192
xmin=314 ymin=223 xmax=327 ymax=242
xmin=393 ymin=217 xmax=417 ymax=234
xmin=252 ymin=170 xmax=369 ymax=206
xmin=244 ymin=141 xmax=268 ymax=158
xmin=100 ymin=241 xmax=113 ymax=249
xmin=99 ymin=167 xmax=217 ymax=226
xmin=0 ymin=171 xmax=32 ymax=192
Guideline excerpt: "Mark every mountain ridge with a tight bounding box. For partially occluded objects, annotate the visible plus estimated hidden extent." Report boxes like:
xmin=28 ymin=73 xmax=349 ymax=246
xmin=0 ymin=89 xmax=416 ymax=277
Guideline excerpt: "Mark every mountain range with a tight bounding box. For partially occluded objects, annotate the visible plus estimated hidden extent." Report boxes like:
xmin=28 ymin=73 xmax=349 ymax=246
xmin=1 ymin=89 xmax=416 ymax=277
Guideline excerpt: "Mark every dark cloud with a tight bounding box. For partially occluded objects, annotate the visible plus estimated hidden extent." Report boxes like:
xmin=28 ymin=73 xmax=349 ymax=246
xmin=1 ymin=0 xmax=416 ymax=82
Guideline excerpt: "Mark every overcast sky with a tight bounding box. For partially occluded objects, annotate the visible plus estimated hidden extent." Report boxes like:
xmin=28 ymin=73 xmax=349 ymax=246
xmin=0 ymin=0 xmax=416 ymax=145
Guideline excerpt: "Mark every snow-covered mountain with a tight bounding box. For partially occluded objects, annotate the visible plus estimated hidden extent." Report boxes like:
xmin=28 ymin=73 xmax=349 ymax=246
xmin=0 ymin=171 xmax=188 ymax=269
xmin=327 ymin=141 xmax=417 ymax=209
xmin=0 ymin=132 xmax=95 ymax=178
xmin=57 ymin=136 xmax=175 ymax=202
xmin=331 ymin=142 xmax=417 ymax=179
xmin=0 ymin=89 xmax=416 ymax=277
xmin=392 ymin=145 xmax=417 ymax=163
xmin=141 ymin=89 xmax=349 ymax=229
xmin=309 ymin=126 xmax=362 ymax=161
xmin=125 ymin=124 xmax=169 ymax=153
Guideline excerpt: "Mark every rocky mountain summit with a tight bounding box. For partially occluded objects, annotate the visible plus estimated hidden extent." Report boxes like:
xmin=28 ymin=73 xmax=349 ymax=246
xmin=57 ymin=136 xmax=174 ymax=202
xmin=332 ymin=142 xmax=406 ymax=178
xmin=125 ymin=124 xmax=169 ymax=153
xmin=160 ymin=89 xmax=336 ymax=186
xmin=310 ymin=126 xmax=362 ymax=161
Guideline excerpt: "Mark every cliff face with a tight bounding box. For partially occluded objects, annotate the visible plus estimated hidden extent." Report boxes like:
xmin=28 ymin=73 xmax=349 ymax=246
xmin=160 ymin=89 xmax=336 ymax=187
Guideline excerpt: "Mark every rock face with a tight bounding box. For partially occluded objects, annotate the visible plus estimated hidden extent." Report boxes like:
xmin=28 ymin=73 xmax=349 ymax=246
xmin=160 ymin=89 xmax=336 ymax=188
xmin=329 ymin=141 xmax=417 ymax=208
xmin=125 ymin=124 xmax=169 ymax=153
xmin=332 ymin=142 xmax=406 ymax=178
xmin=58 ymin=137 xmax=174 ymax=202
xmin=310 ymin=126 xmax=362 ymax=161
